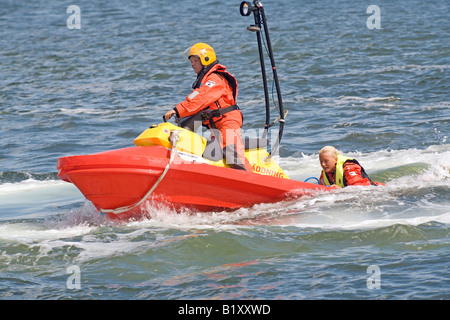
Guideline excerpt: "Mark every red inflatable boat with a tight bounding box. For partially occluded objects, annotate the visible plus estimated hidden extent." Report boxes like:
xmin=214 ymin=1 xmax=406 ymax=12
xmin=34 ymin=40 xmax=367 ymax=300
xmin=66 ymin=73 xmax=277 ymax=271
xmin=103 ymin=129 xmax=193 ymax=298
xmin=57 ymin=124 xmax=327 ymax=220
xmin=56 ymin=2 xmax=329 ymax=220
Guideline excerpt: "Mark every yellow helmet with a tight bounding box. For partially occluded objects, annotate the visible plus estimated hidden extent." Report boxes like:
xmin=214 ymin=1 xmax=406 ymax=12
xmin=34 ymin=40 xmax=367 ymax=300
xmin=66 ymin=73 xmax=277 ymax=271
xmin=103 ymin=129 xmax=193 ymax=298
xmin=184 ymin=43 xmax=216 ymax=66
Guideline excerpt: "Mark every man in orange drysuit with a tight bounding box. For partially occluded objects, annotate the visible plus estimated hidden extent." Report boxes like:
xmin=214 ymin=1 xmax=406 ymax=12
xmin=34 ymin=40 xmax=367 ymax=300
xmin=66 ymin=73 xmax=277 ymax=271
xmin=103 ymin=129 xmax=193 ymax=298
xmin=164 ymin=43 xmax=252 ymax=171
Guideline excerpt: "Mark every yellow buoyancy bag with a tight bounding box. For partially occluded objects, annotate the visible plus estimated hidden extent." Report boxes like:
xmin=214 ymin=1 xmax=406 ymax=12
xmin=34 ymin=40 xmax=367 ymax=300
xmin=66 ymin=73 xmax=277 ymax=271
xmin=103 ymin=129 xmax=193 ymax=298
xmin=133 ymin=122 xmax=207 ymax=156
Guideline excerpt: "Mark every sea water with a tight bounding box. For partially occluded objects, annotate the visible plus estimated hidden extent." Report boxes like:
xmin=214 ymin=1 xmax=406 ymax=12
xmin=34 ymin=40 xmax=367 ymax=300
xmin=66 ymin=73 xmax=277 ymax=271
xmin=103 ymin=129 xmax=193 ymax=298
xmin=0 ymin=0 xmax=449 ymax=300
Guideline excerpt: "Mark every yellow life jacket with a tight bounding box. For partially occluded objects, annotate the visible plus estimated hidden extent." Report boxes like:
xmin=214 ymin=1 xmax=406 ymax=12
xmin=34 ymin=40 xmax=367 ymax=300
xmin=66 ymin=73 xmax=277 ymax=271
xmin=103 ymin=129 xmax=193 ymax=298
xmin=322 ymin=154 xmax=354 ymax=187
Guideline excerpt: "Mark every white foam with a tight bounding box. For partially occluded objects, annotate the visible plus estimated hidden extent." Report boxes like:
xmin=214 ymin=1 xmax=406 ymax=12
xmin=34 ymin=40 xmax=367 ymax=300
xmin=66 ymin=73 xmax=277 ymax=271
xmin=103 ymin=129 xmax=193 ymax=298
xmin=0 ymin=221 xmax=94 ymax=242
xmin=0 ymin=179 xmax=84 ymax=220
xmin=58 ymin=107 xmax=109 ymax=115
xmin=0 ymin=179 xmax=68 ymax=194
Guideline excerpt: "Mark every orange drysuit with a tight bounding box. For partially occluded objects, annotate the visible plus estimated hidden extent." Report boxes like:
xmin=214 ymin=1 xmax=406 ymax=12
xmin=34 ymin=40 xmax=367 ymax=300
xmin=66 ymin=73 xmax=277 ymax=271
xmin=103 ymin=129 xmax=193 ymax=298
xmin=174 ymin=63 xmax=251 ymax=171
xmin=319 ymin=159 xmax=385 ymax=187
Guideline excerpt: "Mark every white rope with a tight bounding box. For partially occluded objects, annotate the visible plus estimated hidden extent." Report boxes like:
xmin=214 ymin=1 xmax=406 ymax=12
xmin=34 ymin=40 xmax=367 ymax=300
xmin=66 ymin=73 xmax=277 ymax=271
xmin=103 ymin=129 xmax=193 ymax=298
xmin=102 ymin=130 xmax=180 ymax=215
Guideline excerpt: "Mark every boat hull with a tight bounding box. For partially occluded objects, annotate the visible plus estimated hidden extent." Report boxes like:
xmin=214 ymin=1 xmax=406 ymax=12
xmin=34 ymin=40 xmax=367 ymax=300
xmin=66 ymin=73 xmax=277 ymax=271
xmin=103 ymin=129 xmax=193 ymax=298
xmin=57 ymin=145 xmax=327 ymax=219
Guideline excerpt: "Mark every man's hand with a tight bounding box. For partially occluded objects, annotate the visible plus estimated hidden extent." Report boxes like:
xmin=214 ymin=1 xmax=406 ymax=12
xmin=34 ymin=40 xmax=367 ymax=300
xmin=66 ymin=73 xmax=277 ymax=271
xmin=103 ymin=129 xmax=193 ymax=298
xmin=164 ymin=109 xmax=176 ymax=122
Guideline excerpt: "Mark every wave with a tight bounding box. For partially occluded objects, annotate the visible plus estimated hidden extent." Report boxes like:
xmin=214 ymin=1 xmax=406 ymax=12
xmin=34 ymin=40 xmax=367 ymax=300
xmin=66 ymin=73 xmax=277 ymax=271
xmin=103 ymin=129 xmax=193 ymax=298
xmin=0 ymin=171 xmax=58 ymax=184
xmin=282 ymin=144 xmax=450 ymax=182
xmin=0 ymin=152 xmax=448 ymax=267
xmin=0 ymin=173 xmax=83 ymax=221
xmin=0 ymin=145 xmax=448 ymax=227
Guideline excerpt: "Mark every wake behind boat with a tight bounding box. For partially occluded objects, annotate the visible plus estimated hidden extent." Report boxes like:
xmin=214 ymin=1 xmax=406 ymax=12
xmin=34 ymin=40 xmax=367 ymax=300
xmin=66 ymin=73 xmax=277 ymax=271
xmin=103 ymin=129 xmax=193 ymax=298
xmin=57 ymin=1 xmax=330 ymax=220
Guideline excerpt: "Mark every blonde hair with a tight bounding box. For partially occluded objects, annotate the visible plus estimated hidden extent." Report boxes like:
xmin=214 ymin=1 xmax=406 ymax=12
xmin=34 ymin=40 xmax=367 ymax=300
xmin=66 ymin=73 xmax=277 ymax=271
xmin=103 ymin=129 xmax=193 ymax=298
xmin=319 ymin=146 xmax=339 ymax=157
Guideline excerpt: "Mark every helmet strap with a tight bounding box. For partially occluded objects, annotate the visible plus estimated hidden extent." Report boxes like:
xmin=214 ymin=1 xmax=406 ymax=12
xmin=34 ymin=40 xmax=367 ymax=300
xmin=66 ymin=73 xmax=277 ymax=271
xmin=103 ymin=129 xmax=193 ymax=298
xmin=192 ymin=61 xmax=219 ymax=89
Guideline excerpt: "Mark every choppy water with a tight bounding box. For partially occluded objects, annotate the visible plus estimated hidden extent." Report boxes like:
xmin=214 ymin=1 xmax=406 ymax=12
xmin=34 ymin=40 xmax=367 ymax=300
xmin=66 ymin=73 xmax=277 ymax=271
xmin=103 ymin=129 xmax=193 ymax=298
xmin=0 ymin=0 xmax=449 ymax=301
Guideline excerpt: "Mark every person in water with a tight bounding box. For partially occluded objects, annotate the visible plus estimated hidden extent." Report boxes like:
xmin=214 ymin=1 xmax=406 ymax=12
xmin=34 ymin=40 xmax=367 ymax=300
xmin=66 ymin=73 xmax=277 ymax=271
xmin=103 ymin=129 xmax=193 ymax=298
xmin=318 ymin=146 xmax=385 ymax=188
xmin=164 ymin=42 xmax=251 ymax=171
